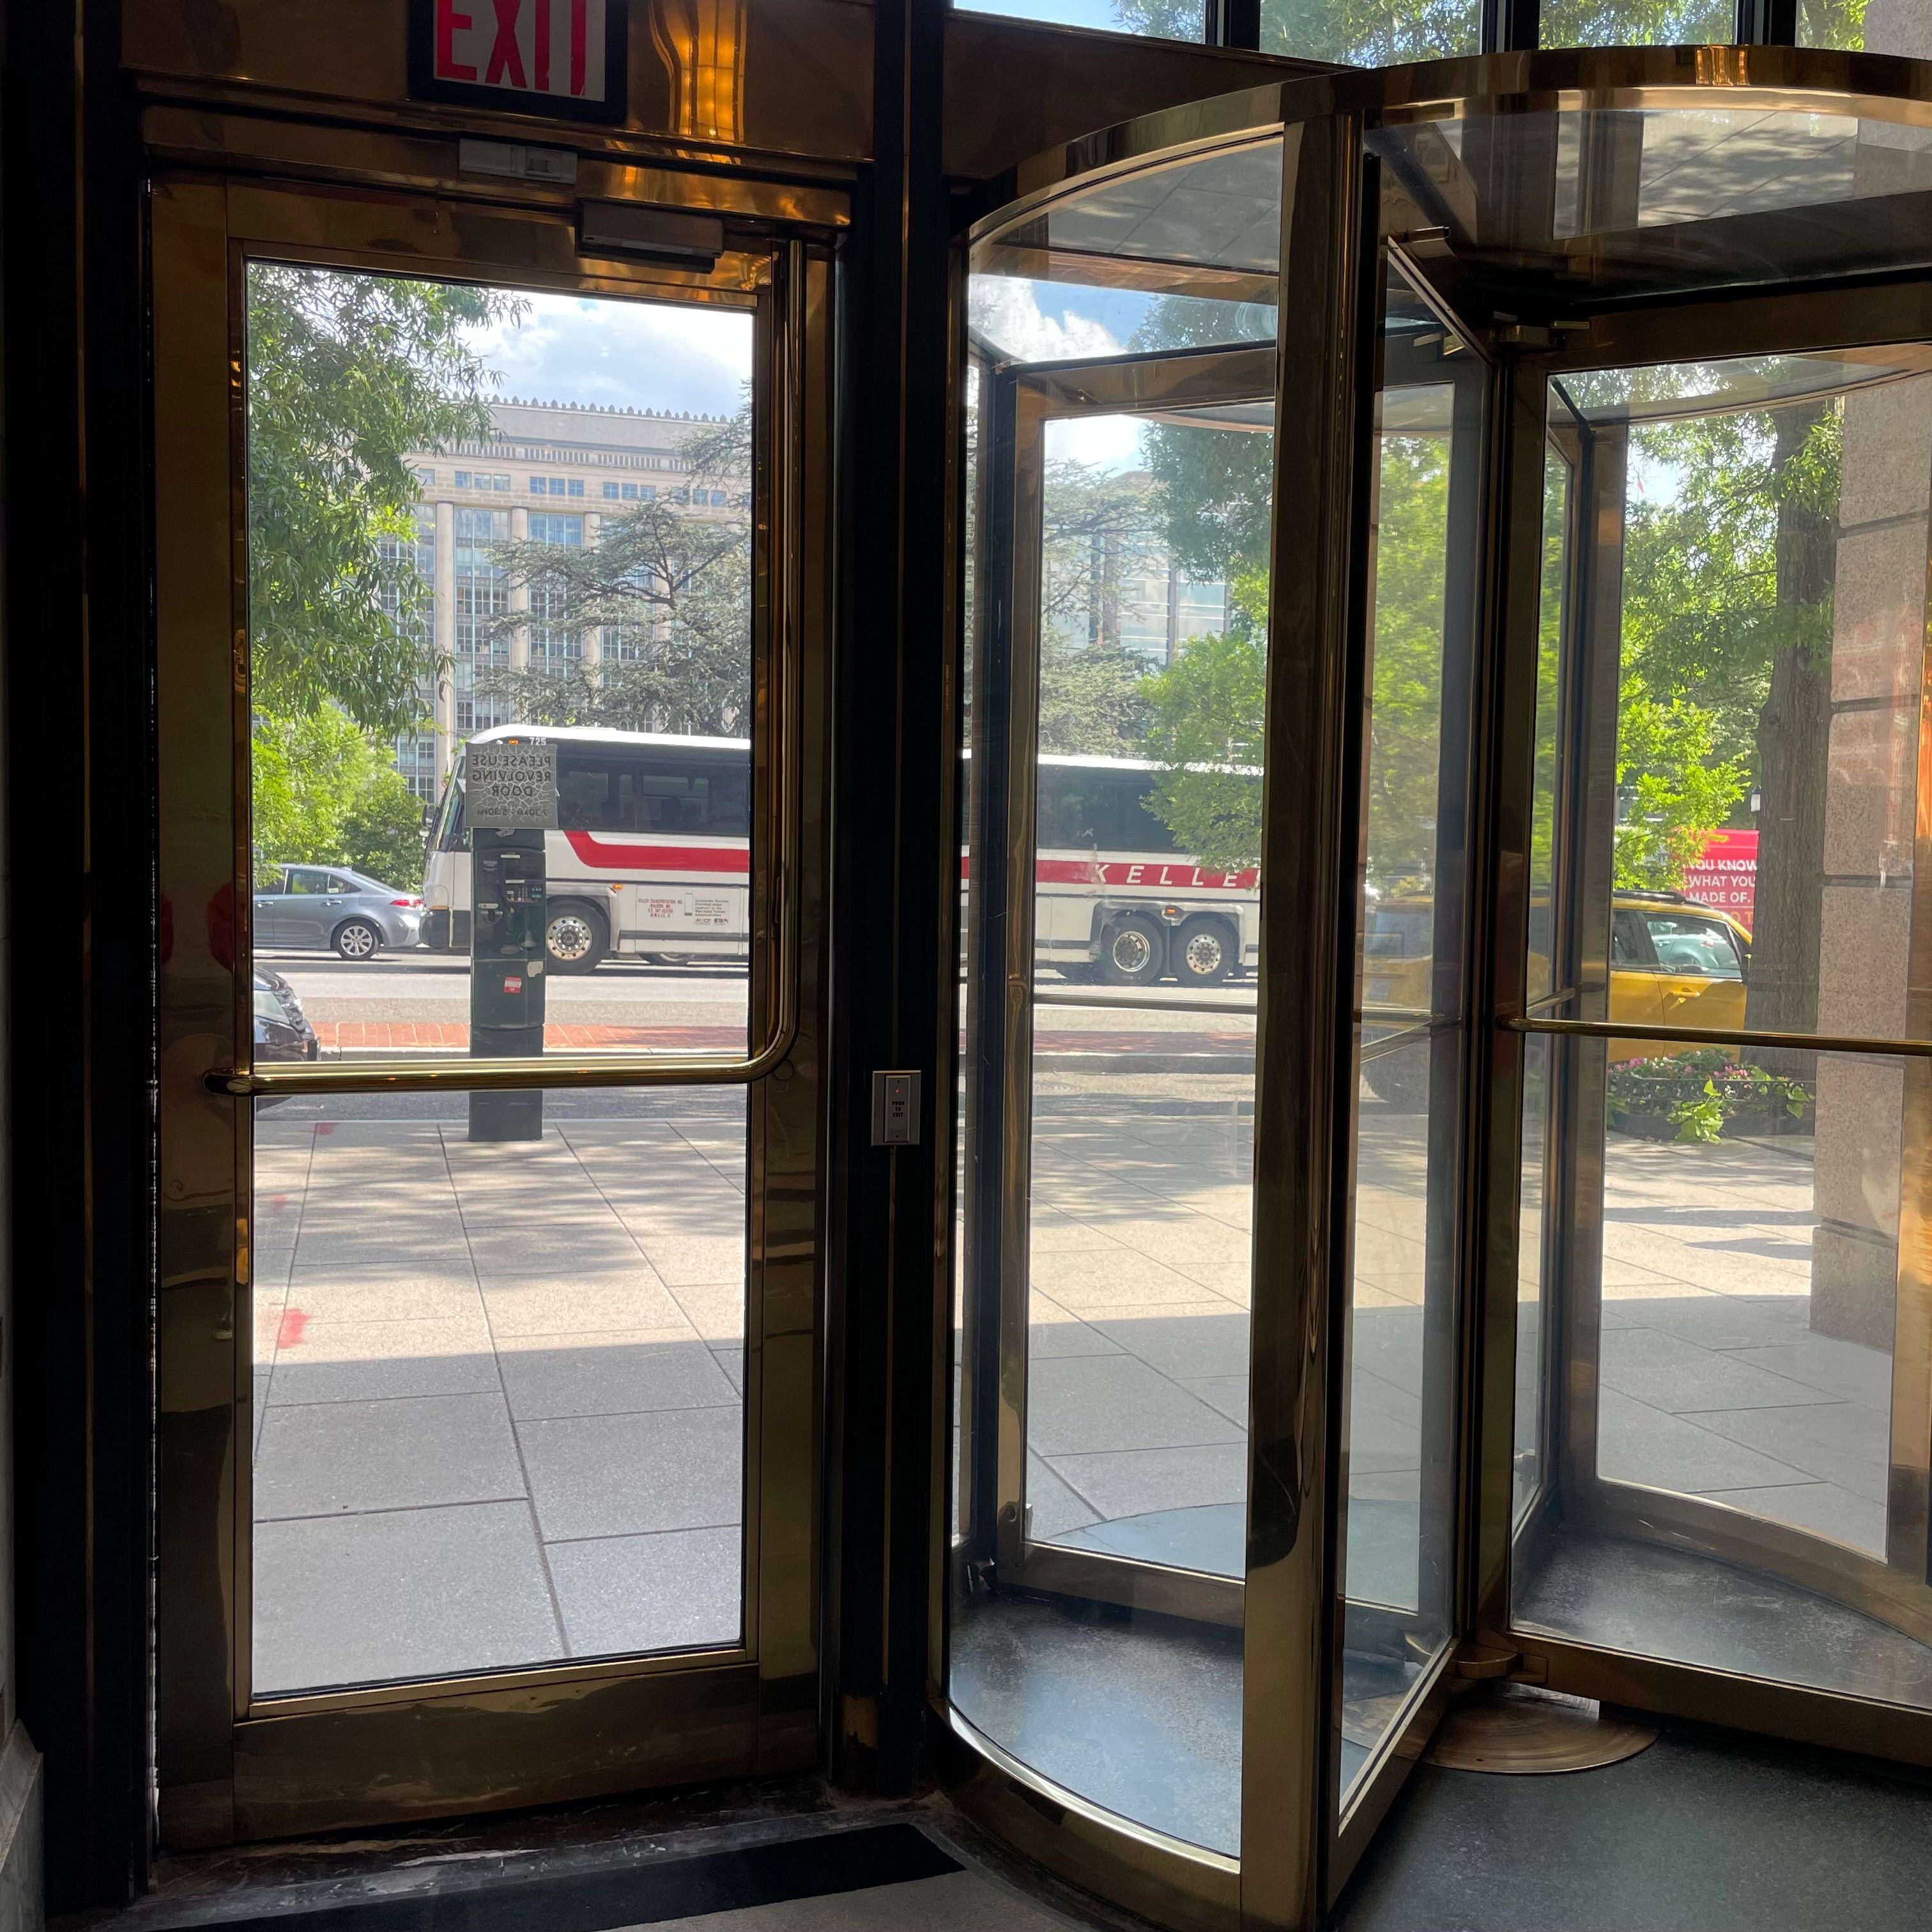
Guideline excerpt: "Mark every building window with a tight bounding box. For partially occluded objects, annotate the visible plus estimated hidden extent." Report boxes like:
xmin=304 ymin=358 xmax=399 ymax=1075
xmin=567 ymin=478 xmax=584 ymax=498
xmin=529 ymin=512 xmax=583 ymax=547
xmin=456 ymin=470 xmax=471 ymax=488
xmin=414 ymin=466 xmax=436 ymax=487
xmin=603 ymin=482 xmax=620 ymax=499
xmin=671 ymin=487 xmax=689 ymax=505
xmin=641 ymin=484 xmax=656 ymax=501
xmin=454 ymin=505 xmax=510 ymax=670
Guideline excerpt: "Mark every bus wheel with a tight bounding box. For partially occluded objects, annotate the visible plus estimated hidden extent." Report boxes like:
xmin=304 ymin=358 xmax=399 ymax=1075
xmin=1098 ymin=914 xmax=1164 ymax=986
xmin=545 ymin=902 xmax=608 ymax=974
xmin=1174 ymin=916 xmax=1234 ymax=986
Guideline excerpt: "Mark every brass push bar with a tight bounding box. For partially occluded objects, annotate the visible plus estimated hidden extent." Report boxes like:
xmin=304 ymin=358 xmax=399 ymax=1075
xmin=1506 ymin=1014 xmax=1932 ymax=1059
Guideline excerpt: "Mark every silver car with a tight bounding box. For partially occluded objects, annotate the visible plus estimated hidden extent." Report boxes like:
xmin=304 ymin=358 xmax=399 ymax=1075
xmin=254 ymin=864 xmax=423 ymax=960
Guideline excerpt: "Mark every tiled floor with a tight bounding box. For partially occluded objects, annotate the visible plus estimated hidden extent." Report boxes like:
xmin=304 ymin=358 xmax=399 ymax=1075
xmin=252 ymin=1070 xmax=1895 ymax=1698
xmin=1015 ymin=1096 xmax=1894 ymax=1591
xmin=251 ymin=1105 xmax=747 ymax=1696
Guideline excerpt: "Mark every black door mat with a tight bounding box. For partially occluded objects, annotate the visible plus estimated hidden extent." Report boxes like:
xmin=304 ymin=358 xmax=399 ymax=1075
xmin=186 ymin=1823 xmax=962 ymax=1932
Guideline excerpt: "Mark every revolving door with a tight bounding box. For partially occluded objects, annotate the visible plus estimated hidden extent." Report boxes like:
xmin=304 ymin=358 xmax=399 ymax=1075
xmin=945 ymin=45 xmax=1932 ymax=1932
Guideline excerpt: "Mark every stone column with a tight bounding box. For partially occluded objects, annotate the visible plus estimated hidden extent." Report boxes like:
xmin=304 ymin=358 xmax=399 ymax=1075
xmin=509 ymin=502 xmax=530 ymax=672
xmin=582 ymin=510 xmax=602 ymax=673
xmin=1860 ymin=0 xmax=1932 ymax=56
xmin=1809 ymin=377 xmax=1931 ymax=1346
xmin=433 ymin=497 xmax=456 ymax=783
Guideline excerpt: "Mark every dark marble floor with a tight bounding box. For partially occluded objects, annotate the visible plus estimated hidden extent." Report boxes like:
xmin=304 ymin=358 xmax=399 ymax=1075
xmin=1334 ymin=1721 xmax=1932 ymax=1932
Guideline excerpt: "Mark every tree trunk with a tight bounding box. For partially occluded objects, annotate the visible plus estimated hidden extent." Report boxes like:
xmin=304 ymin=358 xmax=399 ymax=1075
xmin=1744 ymin=401 xmax=1834 ymax=1054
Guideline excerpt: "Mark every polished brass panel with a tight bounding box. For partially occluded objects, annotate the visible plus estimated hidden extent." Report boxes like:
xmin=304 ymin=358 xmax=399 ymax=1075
xmin=1240 ymin=111 xmax=1362 ymax=1932
xmin=155 ymin=174 xmax=247 ymax=1853
xmin=124 ymin=0 xmax=873 ymax=169
xmin=233 ymin=1661 xmax=762 ymax=1839
xmin=942 ymin=13 xmax=1330 ymax=187
xmin=1422 ymin=1684 xmax=1655 ymax=1774
xmin=140 ymin=106 xmax=852 ymax=230
xmin=153 ymin=169 xmax=829 ymax=1844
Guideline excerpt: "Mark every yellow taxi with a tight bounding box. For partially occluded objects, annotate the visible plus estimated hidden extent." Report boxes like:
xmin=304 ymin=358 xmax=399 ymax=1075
xmin=1360 ymin=889 xmax=1752 ymax=1103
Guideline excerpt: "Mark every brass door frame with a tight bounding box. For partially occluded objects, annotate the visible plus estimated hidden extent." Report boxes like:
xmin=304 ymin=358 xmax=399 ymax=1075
xmin=153 ymin=168 xmax=835 ymax=1846
xmin=1477 ymin=286 xmax=1932 ymax=1761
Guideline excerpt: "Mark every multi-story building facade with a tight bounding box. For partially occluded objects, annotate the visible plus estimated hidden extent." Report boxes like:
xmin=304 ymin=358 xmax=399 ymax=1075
xmin=393 ymin=398 xmax=737 ymax=798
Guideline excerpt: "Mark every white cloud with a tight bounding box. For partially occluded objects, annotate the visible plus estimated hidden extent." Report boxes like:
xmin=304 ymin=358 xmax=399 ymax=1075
xmin=1047 ymin=412 xmax=1146 ymax=472
xmin=967 ymin=277 xmax=1123 ymax=365
xmin=466 ymin=291 xmax=753 ymax=417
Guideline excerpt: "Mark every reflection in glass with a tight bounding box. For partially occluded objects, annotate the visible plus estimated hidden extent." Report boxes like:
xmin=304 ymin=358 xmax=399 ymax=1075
xmin=951 ymin=367 xmax=1272 ymax=1854
xmin=1539 ymin=0 xmax=1731 ymax=45
xmin=953 ymin=0 xmax=1199 ymax=40
xmin=1259 ymin=0 xmax=1477 ymax=63
xmin=251 ymin=1089 xmax=747 ymax=1694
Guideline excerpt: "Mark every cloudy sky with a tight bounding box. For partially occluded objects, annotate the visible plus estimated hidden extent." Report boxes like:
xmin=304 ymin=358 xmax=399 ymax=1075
xmin=466 ymin=290 xmax=754 ymax=418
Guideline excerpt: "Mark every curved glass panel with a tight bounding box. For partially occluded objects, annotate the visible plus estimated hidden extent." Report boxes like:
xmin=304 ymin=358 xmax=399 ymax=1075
xmin=970 ymin=142 xmax=1282 ymax=367
xmin=956 ymin=130 xmax=1280 ymax=1855
xmin=1371 ymin=103 xmax=1932 ymax=305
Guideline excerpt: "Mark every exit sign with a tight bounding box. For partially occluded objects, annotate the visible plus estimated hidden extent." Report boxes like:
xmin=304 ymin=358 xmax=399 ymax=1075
xmin=410 ymin=0 xmax=627 ymax=123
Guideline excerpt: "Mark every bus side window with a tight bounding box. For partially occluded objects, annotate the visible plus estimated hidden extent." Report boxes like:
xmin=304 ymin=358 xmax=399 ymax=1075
xmin=703 ymin=763 xmax=750 ymax=838
xmin=1115 ymin=771 xmax=1177 ymax=857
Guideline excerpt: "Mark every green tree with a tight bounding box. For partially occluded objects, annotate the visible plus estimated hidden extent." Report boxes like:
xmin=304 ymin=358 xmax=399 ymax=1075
xmin=1039 ymin=639 xmax=1152 ymax=755
xmin=1039 ymin=457 xmax=1164 ymax=654
xmin=247 ymin=265 xmax=519 ymax=733
xmin=1537 ymin=0 xmax=1733 ymax=40
xmin=252 ymin=706 xmax=427 ymax=890
xmin=1612 ymin=682 xmax=1749 ymax=889
xmin=1112 ymin=0 xmax=1478 ymax=60
xmin=477 ymin=405 xmax=753 ymax=734
xmin=1615 ymin=399 xmax=1839 ymax=1029
xmin=1141 ymin=597 xmax=1268 ymax=873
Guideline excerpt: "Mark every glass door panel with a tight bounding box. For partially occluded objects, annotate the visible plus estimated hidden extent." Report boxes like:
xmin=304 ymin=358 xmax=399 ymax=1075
xmin=1512 ymin=347 xmax=1932 ymax=1710
xmin=1334 ymin=268 xmax=1489 ymax=1804
xmin=951 ymin=352 xmax=1274 ymax=1859
xmin=244 ymin=270 xmax=758 ymax=1697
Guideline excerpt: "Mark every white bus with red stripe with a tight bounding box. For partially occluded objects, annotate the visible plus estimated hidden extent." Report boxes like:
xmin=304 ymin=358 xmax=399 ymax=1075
xmin=422 ymin=725 xmax=750 ymax=974
xmin=1031 ymin=753 xmax=1259 ymax=987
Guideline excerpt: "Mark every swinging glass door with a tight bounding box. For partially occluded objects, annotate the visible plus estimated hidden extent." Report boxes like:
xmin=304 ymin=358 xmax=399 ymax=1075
xmin=153 ymin=171 xmax=831 ymax=1844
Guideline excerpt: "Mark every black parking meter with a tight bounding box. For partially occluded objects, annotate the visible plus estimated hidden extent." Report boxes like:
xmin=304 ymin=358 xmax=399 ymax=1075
xmin=463 ymin=735 xmax=557 ymax=1140
xmin=468 ymin=825 xmax=548 ymax=1142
